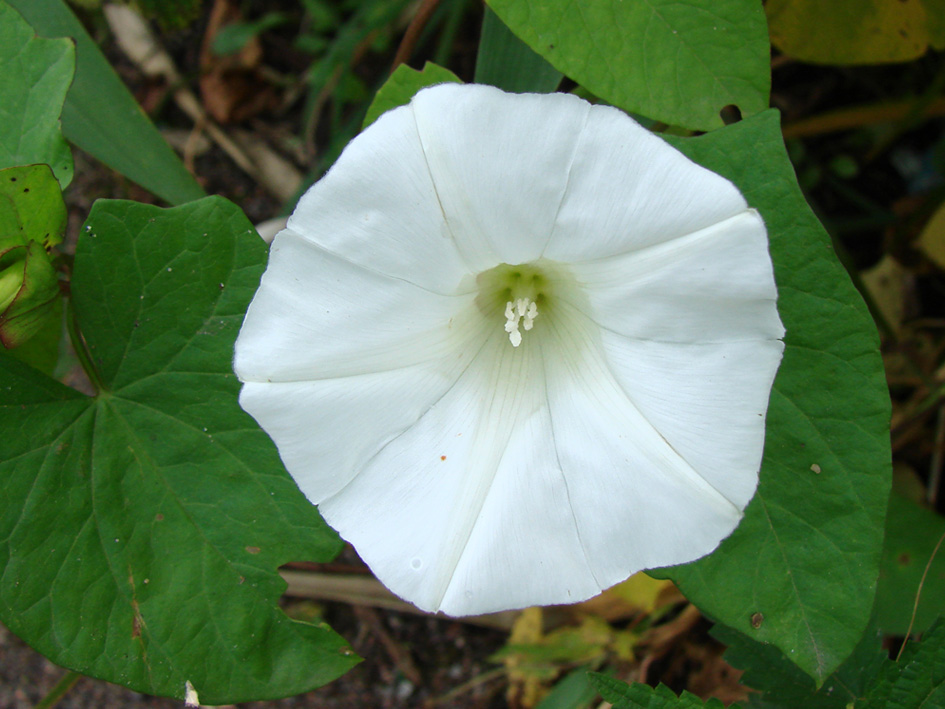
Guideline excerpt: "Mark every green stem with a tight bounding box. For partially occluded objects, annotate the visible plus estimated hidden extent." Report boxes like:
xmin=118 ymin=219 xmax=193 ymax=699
xmin=34 ymin=671 xmax=82 ymax=709
xmin=65 ymin=297 xmax=106 ymax=394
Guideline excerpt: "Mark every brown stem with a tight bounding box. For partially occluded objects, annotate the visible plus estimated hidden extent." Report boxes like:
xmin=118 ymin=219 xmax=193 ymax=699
xmin=391 ymin=0 xmax=443 ymax=71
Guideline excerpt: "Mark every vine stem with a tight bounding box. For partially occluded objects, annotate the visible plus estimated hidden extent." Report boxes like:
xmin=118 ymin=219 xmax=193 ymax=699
xmin=65 ymin=297 xmax=106 ymax=394
xmin=34 ymin=671 xmax=82 ymax=709
xmin=391 ymin=0 xmax=442 ymax=71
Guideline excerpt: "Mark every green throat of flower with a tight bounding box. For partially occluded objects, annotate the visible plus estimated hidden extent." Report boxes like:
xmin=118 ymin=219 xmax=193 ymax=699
xmin=476 ymin=261 xmax=567 ymax=348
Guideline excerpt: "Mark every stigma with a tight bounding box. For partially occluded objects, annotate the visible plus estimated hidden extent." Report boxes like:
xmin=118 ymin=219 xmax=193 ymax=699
xmin=504 ymin=297 xmax=538 ymax=347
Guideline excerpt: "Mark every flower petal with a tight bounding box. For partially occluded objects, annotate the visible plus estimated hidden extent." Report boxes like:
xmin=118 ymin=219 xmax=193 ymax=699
xmin=597 ymin=334 xmax=784 ymax=509
xmin=541 ymin=306 xmax=752 ymax=588
xmin=239 ymin=360 xmax=468 ymax=502
xmin=316 ymin=333 xmax=600 ymax=615
xmin=410 ymin=84 xmax=590 ymax=271
xmin=234 ymin=231 xmax=484 ymax=383
xmin=566 ymin=210 xmax=784 ymax=343
xmin=286 ymin=99 xmax=472 ymax=294
xmin=543 ymin=103 xmax=748 ymax=263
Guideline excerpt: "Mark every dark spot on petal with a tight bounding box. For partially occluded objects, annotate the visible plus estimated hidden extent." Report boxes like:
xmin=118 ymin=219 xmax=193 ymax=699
xmin=440 ymin=455 xmax=447 ymax=461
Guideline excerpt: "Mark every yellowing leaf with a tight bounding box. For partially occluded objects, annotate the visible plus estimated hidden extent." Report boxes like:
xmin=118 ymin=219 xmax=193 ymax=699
xmin=767 ymin=0 xmax=939 ymax=65
xmin=861 ymin=255 xmax=910 ymax=331
xmin=919 ymin=199 xmax=945 ymax=270
xmin=576 ymin=572 xmax=679 ymax=623
xmin=612 ymin=573 xmax=677 ymax=615
xmin=503 ymin=607 xmax=548 ymax=708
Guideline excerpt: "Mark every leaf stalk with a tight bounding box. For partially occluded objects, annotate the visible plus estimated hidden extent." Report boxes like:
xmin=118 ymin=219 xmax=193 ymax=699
xmin=66 ymin=297 xmax=107 ymax=393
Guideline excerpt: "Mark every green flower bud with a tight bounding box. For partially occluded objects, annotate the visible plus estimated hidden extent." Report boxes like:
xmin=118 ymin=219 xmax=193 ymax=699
xmin=0 ymin=240 xmax=60 ymax=349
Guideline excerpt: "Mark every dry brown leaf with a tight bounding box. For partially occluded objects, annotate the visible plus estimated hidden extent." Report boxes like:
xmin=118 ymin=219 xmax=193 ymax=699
xmin=199 ymin=0 xmax=276 ymax=124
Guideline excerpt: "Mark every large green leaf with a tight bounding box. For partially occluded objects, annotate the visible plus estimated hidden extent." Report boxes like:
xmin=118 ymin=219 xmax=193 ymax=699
xmin=485 ymin=0 xmax=770 ymax=131
xmin=767 ymin=0 xmax=944 ymax=65
xmin=0 ymin=1 xmax=74 ymax=188
xmin=650 ymin=111 xmax=892 ymax=683
xmin=474 ymin=6 xmax=562 ymax=94
xmin=0 ymin=198 xmax=357 ymax=703
xmin=5 ymin=0 xmax=205 ymax=205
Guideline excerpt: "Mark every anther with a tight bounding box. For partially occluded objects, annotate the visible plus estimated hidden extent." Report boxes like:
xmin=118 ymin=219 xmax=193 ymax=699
xmin=503 ymin=297 xmax=538 ymax=347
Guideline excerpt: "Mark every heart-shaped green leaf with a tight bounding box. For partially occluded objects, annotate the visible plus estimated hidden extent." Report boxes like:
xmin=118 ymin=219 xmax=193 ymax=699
xmin=486 ymin=0 xmax=770 ymax=131
xmin=0 ymin=197 xmax=358 ymax=703
xmin=651 ymin=111 xmax=892 ymax=683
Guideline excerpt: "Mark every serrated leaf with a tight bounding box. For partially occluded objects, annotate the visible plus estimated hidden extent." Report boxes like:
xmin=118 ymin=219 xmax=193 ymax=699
xmin=474 ymin=6 xmax=562 ymax=94
xmin=6 ymin=0 xmax=206 ymax=205
xmin=875 ymin=493 xmax=945 ymax=636
xmin=767 ymin=0 xmax=942 ymax=65
xmin=713 ymin=622 xmax=886 ymax=708
xmin=0 ymin=197 xmax=358 ymax=703
xmin=486 ymin=0 xmax=770 ymax=131
xmin=588 ymin=674 xmax=733 ymax=708
xmin=0 ymin=1 xmax=74 ymax=188
xmin=363 ymin=62 xmax=461 ymax=129
xmin=649 ymin=111 xmax=892 ymax=683
xmin=861 ymin=617 xmax=945 ymax=709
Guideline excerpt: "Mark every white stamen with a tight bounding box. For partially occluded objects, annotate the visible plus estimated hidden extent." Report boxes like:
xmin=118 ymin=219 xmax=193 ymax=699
xmin=503 ymin=297 xmax=538 ymax=347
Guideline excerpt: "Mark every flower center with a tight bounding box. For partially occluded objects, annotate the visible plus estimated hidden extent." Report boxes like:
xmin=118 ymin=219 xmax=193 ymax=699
xmin=476 ymin=262 xmax=562 ymax=348
xmin=504 ymin=297 xmax=538 ymax=347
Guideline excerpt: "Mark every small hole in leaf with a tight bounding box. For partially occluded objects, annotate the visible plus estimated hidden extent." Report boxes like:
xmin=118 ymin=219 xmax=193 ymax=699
xmin=720 ymin=104 xmax=742 ymax=125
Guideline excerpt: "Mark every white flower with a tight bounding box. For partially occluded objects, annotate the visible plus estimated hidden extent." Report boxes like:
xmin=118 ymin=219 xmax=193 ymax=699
xmin=234 ymin=84 xmax=784 ymax=616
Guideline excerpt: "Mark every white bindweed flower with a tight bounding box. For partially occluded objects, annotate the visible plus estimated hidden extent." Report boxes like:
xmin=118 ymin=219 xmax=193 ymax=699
xmin=234 ymin=84 xmax=784 ymax=616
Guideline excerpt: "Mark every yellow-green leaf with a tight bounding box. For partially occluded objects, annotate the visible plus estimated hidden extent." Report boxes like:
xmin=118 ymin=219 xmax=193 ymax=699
xmin=768 ymin=0 xmax=942 ymax=65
